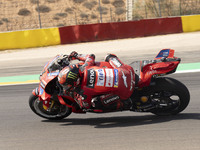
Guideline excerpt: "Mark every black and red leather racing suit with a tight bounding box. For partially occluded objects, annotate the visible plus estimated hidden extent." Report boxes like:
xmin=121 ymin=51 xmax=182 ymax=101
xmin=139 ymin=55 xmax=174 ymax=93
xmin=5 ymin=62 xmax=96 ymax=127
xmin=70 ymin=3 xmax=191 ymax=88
xmin=59 ymin=53 xmax=135 ymax=110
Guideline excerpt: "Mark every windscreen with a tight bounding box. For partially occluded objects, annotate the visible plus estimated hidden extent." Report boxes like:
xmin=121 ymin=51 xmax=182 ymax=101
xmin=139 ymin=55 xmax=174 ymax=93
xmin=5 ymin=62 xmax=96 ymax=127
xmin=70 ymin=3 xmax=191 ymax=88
xmin=47 ymin=55 xmax=63 ymax=72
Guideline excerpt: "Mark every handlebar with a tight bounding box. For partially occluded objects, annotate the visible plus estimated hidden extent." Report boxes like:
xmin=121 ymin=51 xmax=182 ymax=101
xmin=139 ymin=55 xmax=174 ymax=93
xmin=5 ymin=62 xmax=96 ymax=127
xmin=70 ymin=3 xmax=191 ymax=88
xmin=57 ymin=55 xmax=70 ymax=67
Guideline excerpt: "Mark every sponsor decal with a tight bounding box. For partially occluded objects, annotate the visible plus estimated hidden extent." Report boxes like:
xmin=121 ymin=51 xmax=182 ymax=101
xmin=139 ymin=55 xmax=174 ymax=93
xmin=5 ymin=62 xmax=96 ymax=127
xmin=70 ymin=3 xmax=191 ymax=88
xmin=156 ymin=49 xmax=170 ymax=58
xmin=130 ymin=70 xmax=135 ymax=91
xmin=111 ymin=57 xmax=122 ymax=67
xmin=87 ymin=69 xmax=96 ymax=88
xmin=163 ymin=52 xmax=169 ymax=57
xmin=147 ymin=70 xmax=158 ymax=76
xmin=40 ymin=81 xmax=45 ymax=89
xmin=105 ymin=69 xmax=114 ymax=87
xmin=97 ymin=69 xmax=105 ymax=86
xmin=39 ymin=87 xmax=44 ymax=95
xmin=47 ymin=72 xmax=59 ymax=76
xmin=121 ymin=71 xmax=128 ymax=88
xmin=68 ymin=71 xmax=78 ymax=80
xmin=40 ymin=79 xmax=47 ymax=89
xmin=114 ymin=69 xmax=119 ymax=88
xmin=41 ymin=79 xmax=47 ymax=85
xmin=103 ymin=95 xmax=119 ymax=105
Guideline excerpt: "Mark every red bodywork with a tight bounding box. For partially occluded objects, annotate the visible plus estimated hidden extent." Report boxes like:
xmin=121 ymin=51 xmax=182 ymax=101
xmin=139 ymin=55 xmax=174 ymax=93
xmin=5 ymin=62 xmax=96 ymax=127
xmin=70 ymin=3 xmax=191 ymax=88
xmin=137 ymin=49 xmax=180 ymax=88
xmin=32 ymin=49 xmax=180 ymax=113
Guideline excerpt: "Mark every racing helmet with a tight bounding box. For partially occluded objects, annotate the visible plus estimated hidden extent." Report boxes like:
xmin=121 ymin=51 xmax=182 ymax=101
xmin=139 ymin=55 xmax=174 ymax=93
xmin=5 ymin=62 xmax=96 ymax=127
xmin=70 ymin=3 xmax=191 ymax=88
xmin=58 ymin=66 xmax=78 ymax=92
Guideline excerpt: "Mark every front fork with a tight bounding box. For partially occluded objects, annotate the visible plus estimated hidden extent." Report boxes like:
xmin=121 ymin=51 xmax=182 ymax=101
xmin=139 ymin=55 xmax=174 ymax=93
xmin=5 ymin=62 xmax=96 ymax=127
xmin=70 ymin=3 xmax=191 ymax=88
xmin=32 ymin=87 xmax=52 ymax=111
xmin=32 ymin=87 xmax=82 ymax=113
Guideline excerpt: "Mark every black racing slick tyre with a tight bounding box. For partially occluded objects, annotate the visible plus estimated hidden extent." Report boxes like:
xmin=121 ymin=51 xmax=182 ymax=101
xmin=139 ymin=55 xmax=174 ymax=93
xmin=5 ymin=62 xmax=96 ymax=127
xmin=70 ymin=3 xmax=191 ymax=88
xmin=150 ymin=77 xmax=190 ymax=116
xmin=29 ymin=94 xmax=72 ymax=120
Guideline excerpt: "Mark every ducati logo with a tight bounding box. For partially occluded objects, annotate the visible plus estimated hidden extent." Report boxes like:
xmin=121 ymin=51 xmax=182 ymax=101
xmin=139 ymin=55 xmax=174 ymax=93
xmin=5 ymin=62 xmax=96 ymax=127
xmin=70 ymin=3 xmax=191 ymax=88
xmin=122 ymin=71 xmax=128 ymax=88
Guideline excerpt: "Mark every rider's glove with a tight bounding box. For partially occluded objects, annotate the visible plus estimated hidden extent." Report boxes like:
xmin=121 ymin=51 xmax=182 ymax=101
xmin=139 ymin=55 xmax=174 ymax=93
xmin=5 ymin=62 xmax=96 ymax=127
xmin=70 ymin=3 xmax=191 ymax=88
xmin=69 ymin=51 xmax=78 ymax=60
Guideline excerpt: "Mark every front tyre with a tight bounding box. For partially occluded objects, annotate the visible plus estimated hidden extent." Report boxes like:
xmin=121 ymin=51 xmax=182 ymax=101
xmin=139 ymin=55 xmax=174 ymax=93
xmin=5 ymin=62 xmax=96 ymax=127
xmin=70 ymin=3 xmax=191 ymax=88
xmin=150 ymin=77 xmax=190 ymax=116
xmin=29 ymin=94 xmax=72 ymax=120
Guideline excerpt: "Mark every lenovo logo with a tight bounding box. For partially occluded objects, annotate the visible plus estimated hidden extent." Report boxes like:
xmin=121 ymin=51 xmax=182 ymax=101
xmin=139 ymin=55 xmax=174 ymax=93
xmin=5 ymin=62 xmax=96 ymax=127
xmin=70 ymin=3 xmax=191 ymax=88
xmin=87 ymin=69 xmax=96 ymax=88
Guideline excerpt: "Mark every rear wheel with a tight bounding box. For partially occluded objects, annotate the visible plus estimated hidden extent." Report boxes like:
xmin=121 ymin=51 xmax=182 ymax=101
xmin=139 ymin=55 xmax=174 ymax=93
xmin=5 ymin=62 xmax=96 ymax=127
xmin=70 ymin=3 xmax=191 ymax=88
xmin=29 ymin=94 xmax=72 ymax=120
xmin=150 ymin=77 xmax=190 ymax=116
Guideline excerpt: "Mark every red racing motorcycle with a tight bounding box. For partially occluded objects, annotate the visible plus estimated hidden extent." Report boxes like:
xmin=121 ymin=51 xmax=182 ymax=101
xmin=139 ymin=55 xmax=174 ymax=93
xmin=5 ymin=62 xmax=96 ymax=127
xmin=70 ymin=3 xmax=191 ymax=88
xmin=29 ymin=49 xmax=190 ymax=120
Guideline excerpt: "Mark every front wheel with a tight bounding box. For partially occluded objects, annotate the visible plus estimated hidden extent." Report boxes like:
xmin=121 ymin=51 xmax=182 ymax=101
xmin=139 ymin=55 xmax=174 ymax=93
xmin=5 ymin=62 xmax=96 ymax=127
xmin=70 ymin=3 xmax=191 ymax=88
xmin=150 ymin=77 xmax=190 ymax=116
xmin=29 ymin=94 xmax=72 ymax=120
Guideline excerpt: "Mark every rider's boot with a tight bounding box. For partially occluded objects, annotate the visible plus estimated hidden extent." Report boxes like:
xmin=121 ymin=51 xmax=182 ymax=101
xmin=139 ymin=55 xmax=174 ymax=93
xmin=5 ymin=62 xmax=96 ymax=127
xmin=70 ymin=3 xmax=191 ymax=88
xmin=121 ymin=98 xmax=133 ymax=110
xmin=104 ymin=54 xmax=124 ymax=68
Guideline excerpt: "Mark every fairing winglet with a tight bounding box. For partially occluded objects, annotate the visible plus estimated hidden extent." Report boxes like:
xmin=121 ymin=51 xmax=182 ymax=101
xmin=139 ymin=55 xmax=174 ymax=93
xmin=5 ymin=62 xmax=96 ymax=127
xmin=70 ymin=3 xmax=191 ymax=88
xmin=155 ymin=49 xmax=175 ymax=60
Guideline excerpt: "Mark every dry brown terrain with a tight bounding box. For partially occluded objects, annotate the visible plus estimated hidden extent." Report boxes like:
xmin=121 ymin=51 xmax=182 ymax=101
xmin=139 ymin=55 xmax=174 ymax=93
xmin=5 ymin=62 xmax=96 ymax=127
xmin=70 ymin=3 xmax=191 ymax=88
xmin=0 ymin=0 xmax=127 ymax=32
xmin=0 ymin=0 xmax=199 ymax=32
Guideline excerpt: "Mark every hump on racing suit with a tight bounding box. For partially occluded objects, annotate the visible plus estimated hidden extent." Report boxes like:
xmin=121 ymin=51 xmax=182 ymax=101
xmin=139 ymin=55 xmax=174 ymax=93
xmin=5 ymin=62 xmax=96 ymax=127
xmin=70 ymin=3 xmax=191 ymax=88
xmin=79 ymin=53 xmax=135 ymax=110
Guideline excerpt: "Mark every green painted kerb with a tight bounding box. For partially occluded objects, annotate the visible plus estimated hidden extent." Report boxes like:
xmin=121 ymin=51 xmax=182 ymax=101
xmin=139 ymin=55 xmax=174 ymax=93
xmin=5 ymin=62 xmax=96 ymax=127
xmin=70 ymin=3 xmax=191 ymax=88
xmin=177 ymin=62 xmax=200 ymax=71
xmin=0 ymin=74 xmax=39 ymax=83
xmin=0 ymin=62 xmax=199 ymax=85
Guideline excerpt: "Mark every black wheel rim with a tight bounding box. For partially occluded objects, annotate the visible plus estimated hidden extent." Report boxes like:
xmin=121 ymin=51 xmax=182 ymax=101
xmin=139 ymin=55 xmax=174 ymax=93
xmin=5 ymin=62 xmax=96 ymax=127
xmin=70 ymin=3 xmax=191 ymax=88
xmin=150 ymin=90 xmax=180 ymax=113
xmin=33 ymin=97 xmax=70 ymax=119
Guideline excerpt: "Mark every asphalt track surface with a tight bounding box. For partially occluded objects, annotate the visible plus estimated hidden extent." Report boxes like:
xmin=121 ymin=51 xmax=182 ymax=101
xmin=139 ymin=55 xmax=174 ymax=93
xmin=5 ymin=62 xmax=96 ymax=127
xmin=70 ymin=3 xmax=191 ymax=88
xmin=0 ymin=32 xmax=200 ymax=150
xmin=0 ymin=73 xmax=200 ymax=150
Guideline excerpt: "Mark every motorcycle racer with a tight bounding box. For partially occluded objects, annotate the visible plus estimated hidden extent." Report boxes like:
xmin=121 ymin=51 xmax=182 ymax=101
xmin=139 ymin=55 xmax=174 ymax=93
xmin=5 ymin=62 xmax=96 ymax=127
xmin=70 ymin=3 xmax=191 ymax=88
xmin=58 ymin=51 xmax=135 ymax=111
xmin=30 ymin=49 xmax=190 ymax=120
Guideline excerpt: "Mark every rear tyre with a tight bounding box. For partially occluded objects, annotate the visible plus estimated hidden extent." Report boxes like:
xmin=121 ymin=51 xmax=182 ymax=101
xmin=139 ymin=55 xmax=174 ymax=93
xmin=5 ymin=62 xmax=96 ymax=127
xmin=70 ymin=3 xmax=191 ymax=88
xmin=29 ymin=94 xmax=72 ymax=120
xmin=150 ymin=77 xmax=190 ymax=116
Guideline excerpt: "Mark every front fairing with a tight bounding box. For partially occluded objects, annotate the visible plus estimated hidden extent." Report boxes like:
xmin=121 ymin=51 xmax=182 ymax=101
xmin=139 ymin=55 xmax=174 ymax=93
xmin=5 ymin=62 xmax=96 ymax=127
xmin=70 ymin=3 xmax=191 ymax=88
xmin=37 ymin=54 xmax=63 ymax=99
xmin=38 ymin=86 xmax=51 ymax=100
xmin=39 ymin=71 xmax=59 ymax=99
xmin=39 ymin=71 xmax=59 ymax=90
